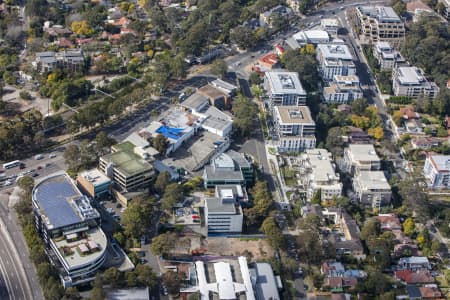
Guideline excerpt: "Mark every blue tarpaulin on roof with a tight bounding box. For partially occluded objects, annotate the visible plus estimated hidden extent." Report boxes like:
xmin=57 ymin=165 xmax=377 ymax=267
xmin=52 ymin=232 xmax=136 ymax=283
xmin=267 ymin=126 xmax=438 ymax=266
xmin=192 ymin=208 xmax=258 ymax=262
xmin=156 ymin=126 xmax=184 ymax=140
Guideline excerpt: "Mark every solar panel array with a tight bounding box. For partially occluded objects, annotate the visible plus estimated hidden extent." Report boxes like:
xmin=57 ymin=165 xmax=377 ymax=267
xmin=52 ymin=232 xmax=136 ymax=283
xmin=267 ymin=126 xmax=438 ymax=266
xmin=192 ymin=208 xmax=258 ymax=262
xmin=35 ymin=176 xmax=82 ymax=228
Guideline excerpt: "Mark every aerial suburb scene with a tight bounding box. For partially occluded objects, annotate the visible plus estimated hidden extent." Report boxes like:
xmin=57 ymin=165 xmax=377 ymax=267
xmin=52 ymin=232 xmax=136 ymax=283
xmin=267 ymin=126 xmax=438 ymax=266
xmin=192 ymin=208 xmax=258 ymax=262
xmin=0 ymin=0 xmax=450 ymax=299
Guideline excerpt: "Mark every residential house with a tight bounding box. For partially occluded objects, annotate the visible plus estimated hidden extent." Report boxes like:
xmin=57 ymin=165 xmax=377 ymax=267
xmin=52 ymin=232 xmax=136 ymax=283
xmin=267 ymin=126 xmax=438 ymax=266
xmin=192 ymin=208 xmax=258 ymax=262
xmin=272 ymin=106 xmax=316 ymax=152
xmin=198 ymin=84 xmax=230 ymax=109
xmin=33 ymin=50 xmax=85 ymax=73
xmin=407 ymin=0 xmax=436 ymax=22
xmin=321 ymin=261 xmax=345 ymax=277
xmin=373 ymin=41 xmax=406 ymax=69
xmin=257 ymin=52 xmax=280 ymax=71
xmin=411 ymin=137 xmax=443 ymax=149
xmin=344 ymin=144 xmax=381 ymax=175
xmin=259 ymin=5 xmax=293 ymax=28
xmin=398 ymin=256 xmax=431 ymax=271
xmin=354 ymin=6 xmax=405 ymax=48
xmin=423 ymin=154 xmax=450 ymax=188
xmin=406 ymin=285 xmax=442 ymax=300
xmin=353 ymin=171 xmax=391 ymax=208
xmin=316 ymin=44 xmax=356 ymax=81
xmin=264 ymin=70 xmax=307 ymax=112
xmin=343 ymin=126 xmax=371 ymax=144
xmin=323 ymin=75 xmax=363 ymax=104
xmin=395 ymin=269 xmax=435 ymax=285
xmin=299 ymin=148 xmax=342 ymax=201
xmin=393 ymin=66 xmax=440 ymax=99
xmin=393 ymin=243 xmax=420 ymax=258
xmin=323 ymin=277 xmax=358 ymax=290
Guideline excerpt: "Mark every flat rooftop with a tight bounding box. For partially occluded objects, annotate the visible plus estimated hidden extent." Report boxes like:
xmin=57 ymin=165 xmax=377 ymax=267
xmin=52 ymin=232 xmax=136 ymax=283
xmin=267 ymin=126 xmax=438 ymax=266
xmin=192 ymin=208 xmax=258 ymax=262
xmin=201 ymin=106 xmax=233 ymax=131
xmin=204 ymin=166 xmax=244 ymax=181
xmin=304 ymin=149 xmax=339 ymax=182
xmin=293 ymin=30 xmax=330 ymax=41
xmin=321 ymin=18 xmax=339 ymax=27
xmin=198 ymin=84 xmax=228 ymax=99
xmin=52 ymin=226 xmax=107 ymax=270
xmin=396 ymin=67 xmax=426 ymax=85
xmin=182 ymin=93 xmax=209 ymax=112
xmin=101 ymin=150 xmax=153 ymax=177
xmin=428 ymin=155 xmax=450 ymax=172
xmin=317 ymin=44 xmax=353 ymax=60
xmin=33 ymin=172 xmax=100 ymax=229
xmin=347 ymin=144 xmax=380 ymax=162
xmin=265 ymin=70 xmax=306 ymax=95
xmin=356 ymin=171 xmax=390 ymax=190
xmin=274 ymin=106 xmax=314 ymax=124
xmin=78 ymin=168 xmax=111 ymax=187
xmin=358 ymin=6 xmax=402 ymax=21
xmin=206 ymin=197 xmax=239 ymax=214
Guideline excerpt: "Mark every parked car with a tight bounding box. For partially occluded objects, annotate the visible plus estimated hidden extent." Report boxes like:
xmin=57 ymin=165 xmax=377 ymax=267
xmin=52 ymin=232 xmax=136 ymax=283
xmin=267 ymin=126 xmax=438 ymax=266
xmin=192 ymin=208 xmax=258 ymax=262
xmin=35 ymin=154 xmax=44 ymax=160
xmin=49 ymin=153 xmax=56 ymax=158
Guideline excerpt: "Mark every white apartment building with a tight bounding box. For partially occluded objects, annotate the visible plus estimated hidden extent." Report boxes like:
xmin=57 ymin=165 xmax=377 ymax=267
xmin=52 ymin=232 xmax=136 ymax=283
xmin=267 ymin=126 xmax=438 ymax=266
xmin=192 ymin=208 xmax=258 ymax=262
xmin=373 ymin=41 xmax=406 ymax=69
xmin=353 ymin=171 xmax=392 ymax=208
xmin=354 ymin=6 xmax=405 ymax=48
xmin=323 ymin=75 xmax=363 ymax=104
xmin=264 ymin=70 xmax=307 ymax=109
xmin=33 ymin=50 xmax=85 ymax=73
xmin=393 ymin=66 xmax=440 ymax=99
xmin=423 ymin=154 xmax=450 ymax=188
xmin=301 ymin=149 xmax=342 ymax=201
xmin=273 ymin=106 xmax=316 ymax=152
xmin=344 ymin=144 xmax=381 ymax=175
xmin=321 ymin=18 xmax=340 ymax=36
xmin=204 ymin=186 xmax=244 ymax=233
xmin=292 ymin=30 xmax=330 ymax=46
xmin=316 ymin=44 xmax=356 ymax=81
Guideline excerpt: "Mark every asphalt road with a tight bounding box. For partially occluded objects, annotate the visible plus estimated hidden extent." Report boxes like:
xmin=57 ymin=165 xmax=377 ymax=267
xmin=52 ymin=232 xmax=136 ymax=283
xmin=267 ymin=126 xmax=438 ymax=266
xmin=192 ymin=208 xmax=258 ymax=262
xmin=0 ymin=202 xmax=42 ymax=300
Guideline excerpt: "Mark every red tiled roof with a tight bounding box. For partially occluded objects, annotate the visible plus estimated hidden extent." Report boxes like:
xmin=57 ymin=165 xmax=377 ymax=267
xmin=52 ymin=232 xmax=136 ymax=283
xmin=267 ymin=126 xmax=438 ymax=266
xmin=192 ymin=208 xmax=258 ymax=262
xmin=395 ymin=269 xmax=434 ymax=284
xmin=419 ymin=286 xmax=441 ymax=298
xmin=258 ymin=52 xmax=279 ymax=67
xmin=407 ymin=0 xmax=432 ymax=13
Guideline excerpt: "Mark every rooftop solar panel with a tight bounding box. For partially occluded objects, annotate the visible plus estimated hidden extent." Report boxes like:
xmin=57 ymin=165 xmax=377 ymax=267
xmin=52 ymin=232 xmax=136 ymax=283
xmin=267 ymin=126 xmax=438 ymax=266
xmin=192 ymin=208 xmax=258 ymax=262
xmin=34 ymin=174 xmax=83 ymax=228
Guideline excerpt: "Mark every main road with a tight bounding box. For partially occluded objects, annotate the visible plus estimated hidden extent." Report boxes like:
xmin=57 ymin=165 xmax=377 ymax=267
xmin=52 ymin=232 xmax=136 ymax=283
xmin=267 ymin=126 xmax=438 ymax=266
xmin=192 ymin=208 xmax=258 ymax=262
xmin=0 ymin=201 xmax=43 ymax=300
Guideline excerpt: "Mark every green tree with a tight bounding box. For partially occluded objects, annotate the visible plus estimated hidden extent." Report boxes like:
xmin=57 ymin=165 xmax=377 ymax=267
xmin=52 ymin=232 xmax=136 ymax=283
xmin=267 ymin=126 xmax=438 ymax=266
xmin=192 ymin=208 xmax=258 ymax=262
xmin=152 ymin=134 xmax=169 ymax=154
xmin=151 ymin=232 xmax=177 ymax=257
xmin=163 ymin=271 xmax=181 ymax=295
xmin=134 ymin=264 xmax=158 ymax=287
xmin=103 ymin=267 xmax=122 ymax=288
xmin=403 ymin=217 xmax=415 ymax=236
xmin=154 ymin=171 xmax=171 ymax=194
xmin=64 ymin=144 xmax=81 ymax=171
xmin=280 ymin=50 xmax=319 ymax=92
xmin=232 ymin=95 xmax=256 ymax=137
xmin=249 ymin=72 xmax=262 ymax=86
xmin=95 ymin=131 xmax=116 ymax=155
xmin=90 ymin=274 xmax=105 ymax=300
xmin=360 ymin=218 xmax=380 ymax=241
xmin=122 ymin=198 xmax=153 ymax=239
xmin=261 ymin=216 xmax=285 ymax=249
xmin=211 ymin=59 xmax=228 ymax=79
xmin=311 ymin=189 xmax=321 ymax=205
xmin=230 ymin=26 xmax=257 ymax=50
xmin=351 ymin=98 xmax=368 ymax=115
xmin=161 ymin=183 xmax=184 ymax=210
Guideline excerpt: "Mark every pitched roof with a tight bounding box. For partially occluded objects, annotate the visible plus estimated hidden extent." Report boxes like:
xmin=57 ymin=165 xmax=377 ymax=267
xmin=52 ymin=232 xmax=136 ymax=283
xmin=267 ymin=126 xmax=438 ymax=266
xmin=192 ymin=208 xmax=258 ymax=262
xmin=395 ymin=269 xmax=435 ymax=284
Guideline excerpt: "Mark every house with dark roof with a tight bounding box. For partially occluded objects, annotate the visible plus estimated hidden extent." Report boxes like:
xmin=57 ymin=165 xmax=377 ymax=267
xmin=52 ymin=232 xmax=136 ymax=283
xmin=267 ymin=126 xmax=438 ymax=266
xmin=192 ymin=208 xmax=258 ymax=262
xmin=406 ymin=285 xmax=442 ymax=299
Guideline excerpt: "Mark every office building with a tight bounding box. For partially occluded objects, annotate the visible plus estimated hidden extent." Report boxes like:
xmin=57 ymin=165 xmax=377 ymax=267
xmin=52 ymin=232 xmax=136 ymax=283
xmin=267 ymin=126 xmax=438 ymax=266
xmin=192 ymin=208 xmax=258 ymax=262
xmin=423 ymin=154 xmax=450 ymax=188
xmin=316 ymin=44 xmax=356 ymax=81
xmin=353 ymin=171 xmax=392 ymax=208
xmin=99 ymin=143 xmax=155 ymax=192
xmin=205 ymin=185 xmax=244 ymax=233
xmin=264 ymin=70 xmax=307 ymax=109
xmin=291 ymin=30 xmax=330 ymax=46
xmin=32 ymin=172 xmax=107 ymax=287
xmin=321 ymin=18 xmax=340 ymax=36
xmin=323 ymin=75 xmax=363 ymax=103
xmin=300 ymin=149 xmax=342 ymax=201
xmin=203 ymin=150 xmax=253 ymax=188
xmin=273 ymin=106 xmax=316 ymax=152
xmin=354 ymin=6 xmax=405 ymax=48
xmin=76 ymin=168 xmax=111 ymax=199
xmin=373 ymin=41 xmax=406 ymax=69
xmin=344 ymin=144 xmax=381 ymax=174
xmin=393 ymin=66 xmax=440 ymax=99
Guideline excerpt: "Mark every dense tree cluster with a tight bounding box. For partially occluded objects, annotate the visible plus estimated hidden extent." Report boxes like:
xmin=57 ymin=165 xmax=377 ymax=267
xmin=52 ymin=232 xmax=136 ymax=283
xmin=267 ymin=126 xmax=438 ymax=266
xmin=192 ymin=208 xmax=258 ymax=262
xmin=261 ymin=216 xmax=285 ymax=249
xmin=244 ymin=181 xmax=274 ymax=227
xmin=232 ymin=94 xmax=257 ymax=137
xmin=280 ymin=49 xmax=319 ymax=92
xmin=0 ymin=109 xmax=47 ymax=160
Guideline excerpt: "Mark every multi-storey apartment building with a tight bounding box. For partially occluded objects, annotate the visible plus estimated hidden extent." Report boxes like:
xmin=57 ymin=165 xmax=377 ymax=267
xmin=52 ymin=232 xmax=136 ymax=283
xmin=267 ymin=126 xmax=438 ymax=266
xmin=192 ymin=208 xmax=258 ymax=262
xmin=373 ymin=41 xmax=406 ymax=69
xmin=353 ymin=171 xmax=392 ymax=208
xmin=323 ymin=75 xmax=363 ymax=103
xmin=300 ymin=149 xmax=342 ymax=201
xmin=273 ymin=106 xmax=316 ymax=152
xmin=344 ymin=144 xmax=381 ymax=175
xmin=423 ymin=154 xmax=450 ymax=188
xmin=316 ymin=44 xmax=356 ymax=81
xmin=264 ymin=70 xmax=307 ymax=110
xmin=32 ymin=172 xmax=107 ymax=288
xmin=354 ymin=6 xmax=405 ymax=48
xmin=33 ymin=50 xmax=85 ymax=73
xmin=393 ymin=66 xmax=440 ymax=99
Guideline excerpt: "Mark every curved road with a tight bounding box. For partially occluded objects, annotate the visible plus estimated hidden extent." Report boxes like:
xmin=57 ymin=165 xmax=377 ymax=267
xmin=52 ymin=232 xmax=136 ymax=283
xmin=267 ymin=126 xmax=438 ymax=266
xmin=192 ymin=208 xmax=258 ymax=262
xmin=0 ymin=217 xmax=33 ymax=300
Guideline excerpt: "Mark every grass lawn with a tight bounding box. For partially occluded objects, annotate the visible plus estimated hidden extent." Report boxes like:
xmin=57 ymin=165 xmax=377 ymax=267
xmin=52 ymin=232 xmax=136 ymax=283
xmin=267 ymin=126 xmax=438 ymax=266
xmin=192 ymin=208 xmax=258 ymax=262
xmin=281 ymin=166 xmax=297 ymax=187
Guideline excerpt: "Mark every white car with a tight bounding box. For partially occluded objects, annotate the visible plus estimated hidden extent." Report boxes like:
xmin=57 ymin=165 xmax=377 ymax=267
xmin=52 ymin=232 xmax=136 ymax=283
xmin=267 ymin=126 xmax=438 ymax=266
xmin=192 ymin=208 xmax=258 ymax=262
xmin=4 ymin=181 xmax=12 ymax=186
xmin=49 ymin=154 xmax=56 ymax=158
